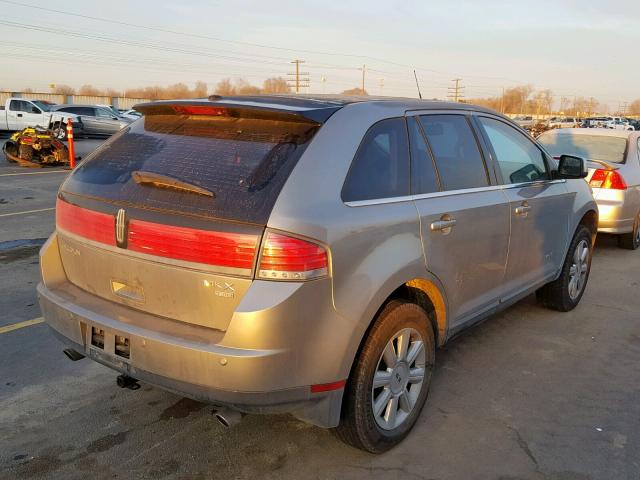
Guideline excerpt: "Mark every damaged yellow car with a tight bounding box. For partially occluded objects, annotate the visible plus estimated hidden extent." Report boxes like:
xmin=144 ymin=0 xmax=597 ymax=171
xmin=3 ymin=127 xmax=69 ymax=167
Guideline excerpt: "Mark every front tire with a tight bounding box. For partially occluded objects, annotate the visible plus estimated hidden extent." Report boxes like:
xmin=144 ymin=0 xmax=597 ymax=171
xmin=537 ymin=225 xmax=592 ymax=311
xmin=333 ymin=300 xmax=435 ymax=453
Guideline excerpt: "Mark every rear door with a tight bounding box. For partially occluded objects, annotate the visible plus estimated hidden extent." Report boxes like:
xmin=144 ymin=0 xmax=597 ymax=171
xmin=408 ymin=112 xmax=510 ymax=329
xmin=57 ymin=105 xmax=321 ymax=331
xmin=475 ymin=115 xmax=572 ymax=299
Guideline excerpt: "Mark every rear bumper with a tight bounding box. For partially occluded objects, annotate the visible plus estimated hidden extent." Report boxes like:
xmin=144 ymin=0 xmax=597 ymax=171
xmin=38 ymin=282 xmax=343 ymax=427
xmin=37 ymin=233 xmax=349 ymax=428
xmin=594 ymin=189 xmax=636 ymax=234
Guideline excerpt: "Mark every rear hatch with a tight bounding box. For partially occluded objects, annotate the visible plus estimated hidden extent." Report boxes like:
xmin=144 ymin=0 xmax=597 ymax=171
xmin=56 ymin=100 xmax=331 ymax=331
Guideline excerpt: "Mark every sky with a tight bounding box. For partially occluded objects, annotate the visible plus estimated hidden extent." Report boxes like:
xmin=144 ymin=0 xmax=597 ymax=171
xmin=0 ymin=0 xmax=638 ymax=109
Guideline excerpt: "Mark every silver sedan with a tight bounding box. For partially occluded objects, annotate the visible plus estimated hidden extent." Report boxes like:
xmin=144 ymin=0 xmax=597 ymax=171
xmin=539 ymin=128 xmax=640 ymax=249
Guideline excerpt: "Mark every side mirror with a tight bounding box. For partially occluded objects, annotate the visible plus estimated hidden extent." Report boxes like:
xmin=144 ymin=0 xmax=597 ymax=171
xmin=556 ymin=154 xmax=587 ymax=179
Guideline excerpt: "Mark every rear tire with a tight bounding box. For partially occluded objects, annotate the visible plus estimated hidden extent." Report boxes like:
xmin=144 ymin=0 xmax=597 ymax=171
xmin=52 ymin=123 xmax=66 ymax=140
xmin=617 ymin=213 xmax=640 ymax=250
xmin=333 ymin=300 xmax=435 ymax=453
xmin=537 ymin=225 xmax=592 ymax=311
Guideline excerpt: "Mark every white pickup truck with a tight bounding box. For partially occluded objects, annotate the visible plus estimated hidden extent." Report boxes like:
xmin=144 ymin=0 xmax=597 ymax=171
xmin=0 ymin=98 xmax=78 ymax=139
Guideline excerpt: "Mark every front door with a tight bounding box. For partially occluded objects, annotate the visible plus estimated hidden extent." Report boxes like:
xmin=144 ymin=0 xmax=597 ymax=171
xmin=7 ymin=100 xmax=44 ymax=130
xmin=408 ymin=113 xmax=510 ymax=328
xmin=475 ymin=115 xmax=572 ymax=299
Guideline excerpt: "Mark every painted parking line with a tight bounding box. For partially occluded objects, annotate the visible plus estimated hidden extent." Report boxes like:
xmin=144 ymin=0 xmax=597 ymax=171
xmin=0 ymin=317 xmax=44 ymax=335
xmin=0 ymin=207 xmax=55 ymax=218
xmin=0 ymin=170 xmax=68 ymax=177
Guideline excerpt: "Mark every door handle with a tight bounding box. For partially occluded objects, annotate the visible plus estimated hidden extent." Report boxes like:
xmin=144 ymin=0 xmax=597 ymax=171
xmin=17 ymin=113 xmax=23 ymax=117
xmin=514 ymin=204 xmax=531 ymax=216
xmin=430 ymin=218 xmax=457 ymax=232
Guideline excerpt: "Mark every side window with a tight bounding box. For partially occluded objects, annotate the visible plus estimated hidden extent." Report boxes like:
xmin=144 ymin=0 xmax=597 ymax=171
xmin=79 ymin=107 xmax=95 ymax=116
xmin=342 ymin=118 xmax=410 ymax=202
xmin=408 ymin=117 xmax=440 ymax=195
xmin=10 ymin=100 xmax=28 ymax=112
xmin=26 ymin=102 xmax=40 ymax=114
xmin=479 ymin=117 xmax=550 ymax=184
xmin=418 ymin=114 xmax=488 ymax=191
xmin=96 ymin=108 xmax=113 ymax=118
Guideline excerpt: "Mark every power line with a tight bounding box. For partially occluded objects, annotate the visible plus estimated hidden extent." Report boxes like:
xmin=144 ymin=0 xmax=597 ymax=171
xmin=0 ymin=0 xmax=538 ymax=85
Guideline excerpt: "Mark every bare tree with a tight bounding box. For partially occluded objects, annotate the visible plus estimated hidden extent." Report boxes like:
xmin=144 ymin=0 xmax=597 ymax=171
xmin=262 ymin=77 xmax=290 ymax=94
xmin=54 ymin=84 xmax=76 ymax=95
xmin=235 ymin=79 xmax=261 ymax=95
xmin=193 ymin=81 xmax=208 ymax=98
xmin=341 ymin=87 xmax=368 ymax=95
xmin=628 ymin=99 xmax=640 ymax=115
xmin=214 ymin=78 xmax=237 ymax=96
xmin=78 ymin=84 xmax=103 ymax=96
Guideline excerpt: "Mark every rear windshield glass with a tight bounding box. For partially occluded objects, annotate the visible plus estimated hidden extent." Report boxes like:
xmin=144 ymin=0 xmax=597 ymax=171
xmin=538 ymin=134 xmax=627 ymax=164
xmin=61 ymin=114 xmax=319 ymax=224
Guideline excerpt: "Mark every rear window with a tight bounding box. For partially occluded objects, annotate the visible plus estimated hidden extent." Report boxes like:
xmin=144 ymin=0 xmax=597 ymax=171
xmin=538 ymin=134 xmax=627 ymax=164
xmin=61 ymin=113 xmax=319 ymax=224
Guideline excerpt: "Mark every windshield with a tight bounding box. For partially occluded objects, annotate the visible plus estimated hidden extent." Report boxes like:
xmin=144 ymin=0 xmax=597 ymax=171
xmin=32 ymin=101 xmax=51 ymax=112
xmin=539 ymin=134 xmax=628 ymax=164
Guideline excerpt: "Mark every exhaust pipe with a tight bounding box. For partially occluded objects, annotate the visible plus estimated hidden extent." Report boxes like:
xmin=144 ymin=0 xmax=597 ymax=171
xmin=63 ymin=348 xmax=85 ymax=361
xmin=116 ymin=374 xmax=140 ymax=390
xmin=213 ymin=407 xmax=244 ymax=428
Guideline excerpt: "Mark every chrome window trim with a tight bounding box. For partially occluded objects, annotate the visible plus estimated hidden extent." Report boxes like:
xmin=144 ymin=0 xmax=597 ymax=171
xmin=344 ymin=180 xmax=567 ymax=207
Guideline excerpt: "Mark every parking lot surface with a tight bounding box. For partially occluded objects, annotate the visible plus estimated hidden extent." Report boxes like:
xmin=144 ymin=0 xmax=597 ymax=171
xmin=1 ymin=137 xmax=639 ymax=480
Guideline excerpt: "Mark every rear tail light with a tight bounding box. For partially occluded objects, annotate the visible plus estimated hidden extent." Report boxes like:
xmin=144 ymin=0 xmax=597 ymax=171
xmin=258 ymin=232 xmax=328 ymax=281
xmin=589 ymin=169 xmax=627 ymax=190
xmin=172 ymin=105 xmax=228 ymax=116
xmin=56 ymin=199 xmax=116 ymax=245
xmin=127 ymin=219 xmax=258 ymax=272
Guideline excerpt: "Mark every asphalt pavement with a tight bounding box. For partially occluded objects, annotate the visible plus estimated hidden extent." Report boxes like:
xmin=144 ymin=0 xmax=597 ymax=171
xmin=0 ymin=137 xmax=639 ymax=480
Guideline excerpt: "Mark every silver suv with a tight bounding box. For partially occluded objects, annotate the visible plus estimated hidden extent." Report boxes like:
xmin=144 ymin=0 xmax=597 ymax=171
xmin=39 ymin=96 xmax=597 ymax=452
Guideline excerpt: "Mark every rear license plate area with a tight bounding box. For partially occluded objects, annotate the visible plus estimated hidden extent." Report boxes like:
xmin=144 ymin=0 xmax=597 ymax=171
xmin=83 ymin=323 xmax=132 ymax=369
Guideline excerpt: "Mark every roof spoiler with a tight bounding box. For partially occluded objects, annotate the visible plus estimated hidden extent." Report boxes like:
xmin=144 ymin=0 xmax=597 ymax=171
xmin=587 ymin=158 xmax=619 ymax=171
xmin=133 ymin=99 xmax=340 ymax=124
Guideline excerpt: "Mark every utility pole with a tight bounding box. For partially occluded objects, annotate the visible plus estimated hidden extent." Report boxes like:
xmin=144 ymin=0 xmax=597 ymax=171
xmin=447 ymin=78 xmax=464 ymax=102
xmin=621 ymin=102 xmax=628 ymax=116
xmin=320 ymin=76 xmax=327 ymax=94
xmin=588 ymin=97 xmax=594 ymax=117
xmin=287 ymin=59 xmax=309 ymax=94
xmin=360 ymin=65 xmax=366 ymax=94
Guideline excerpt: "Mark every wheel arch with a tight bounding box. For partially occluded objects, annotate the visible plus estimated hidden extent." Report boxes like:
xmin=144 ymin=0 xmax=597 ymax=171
xmin=577 ymin=208 xmax=598 ymax=245
xmin=342 ymin=272 xmax=449 ymax=386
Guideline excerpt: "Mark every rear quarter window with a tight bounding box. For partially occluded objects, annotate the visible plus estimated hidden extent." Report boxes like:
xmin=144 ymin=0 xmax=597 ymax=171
xmin=61 ymin=113 xmax=319 ymax=224
xmin=341 ymin=117 xmax=410 ymax=202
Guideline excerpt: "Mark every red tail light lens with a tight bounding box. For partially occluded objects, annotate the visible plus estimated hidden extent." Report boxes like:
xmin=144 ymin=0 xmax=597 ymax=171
xmin=56 ymin=199 xmax=115 ymax=245
xmin=258 ymin=232 xmax=328 ymax=281
xmin=172 ymin=105 xmax=228 ymax=116
xmin=589 ymin=169 xmax=627 ymax=190
xmin=127 ymin=219 xmax=258 ymax=272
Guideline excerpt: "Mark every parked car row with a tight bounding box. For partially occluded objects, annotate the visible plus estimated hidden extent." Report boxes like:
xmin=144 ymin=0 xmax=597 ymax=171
xmin=38 ymin=95 xmax=640 ymax=454
xmin=0 ymin=97 xmax=137 ymax=139
xmin=516 ymin=115 xmax=638 ymax=133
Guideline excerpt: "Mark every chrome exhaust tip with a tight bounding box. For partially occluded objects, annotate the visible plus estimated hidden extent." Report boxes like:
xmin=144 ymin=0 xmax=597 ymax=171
xmin=213 ymin=407 xmax=244 ymax=428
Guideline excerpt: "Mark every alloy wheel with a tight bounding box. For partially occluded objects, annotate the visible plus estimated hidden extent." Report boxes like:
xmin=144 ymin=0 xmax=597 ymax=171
xmin=568 ymin=239 xmax=589 ymax=300
xmin=371 ymin=328 xmax=426 ymax=430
